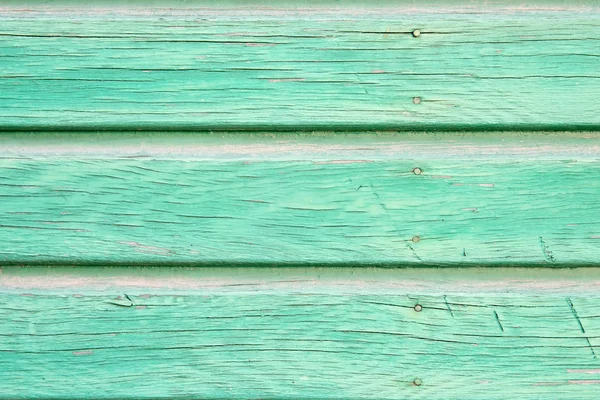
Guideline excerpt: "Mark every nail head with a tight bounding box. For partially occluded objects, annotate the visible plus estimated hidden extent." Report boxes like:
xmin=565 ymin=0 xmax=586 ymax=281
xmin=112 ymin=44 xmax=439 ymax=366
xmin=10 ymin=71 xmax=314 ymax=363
xmin=414 ymin=304 xmax=423 ymax=312
xmin=412 ymin=235 xmax=421 ymax=243
xmin=413 ymin=96 xmax=422 ymax=105
xmin=413 ymin=378 xmax=422 ymax=386
xmin=412 ymin=167 xmax=423 ymax=175
xmin=412 ymin=29 xmax=421 ymax=37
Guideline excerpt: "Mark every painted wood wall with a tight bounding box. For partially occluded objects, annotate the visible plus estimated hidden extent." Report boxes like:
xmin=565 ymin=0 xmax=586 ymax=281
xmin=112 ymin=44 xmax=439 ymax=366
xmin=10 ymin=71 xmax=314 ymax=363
xmin=0 ymin=1 xmax=599 ymax=399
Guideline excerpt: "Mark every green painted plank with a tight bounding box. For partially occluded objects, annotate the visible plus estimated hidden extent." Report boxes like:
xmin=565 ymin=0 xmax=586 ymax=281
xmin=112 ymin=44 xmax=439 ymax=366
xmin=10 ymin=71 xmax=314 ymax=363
xmin=2 ymin=0 xmax=597 ymax=7
xmin=0 ymin=132 xmax=599 ymax=266
xmin=1 ymin=267 xmax=600 ymax=399
xmin=0 ymin=8 xmax=598 ymax=131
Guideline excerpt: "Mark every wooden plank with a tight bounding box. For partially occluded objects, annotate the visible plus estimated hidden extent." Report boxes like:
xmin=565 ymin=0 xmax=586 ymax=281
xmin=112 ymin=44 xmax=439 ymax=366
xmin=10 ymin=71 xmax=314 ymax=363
xmin=0 ymin=132 xmax=599 ymax=266
xmin=3 ymin=0 xmax=598 ymax=6
xmin=0 ymin=6 xmax=598 ymax=131
xmin=1 ymin=266 xmax=600 ymax=399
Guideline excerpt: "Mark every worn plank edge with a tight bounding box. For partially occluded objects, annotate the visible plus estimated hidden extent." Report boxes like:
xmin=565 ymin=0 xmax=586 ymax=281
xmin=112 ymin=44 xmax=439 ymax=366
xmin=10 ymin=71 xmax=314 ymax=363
xmin=2 ymin=266 xmax=600 ymax=293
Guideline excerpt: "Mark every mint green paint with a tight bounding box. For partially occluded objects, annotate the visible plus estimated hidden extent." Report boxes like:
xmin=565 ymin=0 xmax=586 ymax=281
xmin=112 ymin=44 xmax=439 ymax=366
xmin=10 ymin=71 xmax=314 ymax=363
xmin=1 ymin=267 xmax=600 ymax=399
xmin=1 ymin=2 xmax=598 ymax=398
xmin=0 ymin=8 xmax=599 ymax=131
xmin=0 ymin=132 xmax=599 ymax=266
xmin=1 ymin=0 xmax=595 ymax=7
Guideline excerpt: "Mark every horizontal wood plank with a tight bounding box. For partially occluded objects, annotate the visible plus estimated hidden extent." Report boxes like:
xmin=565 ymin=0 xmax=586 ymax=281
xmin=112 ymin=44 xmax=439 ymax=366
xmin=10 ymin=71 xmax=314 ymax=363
xmin=1 ymin=267 xmax=600 ymax=399
xmin=0 ymin=132 xmax=599 ymax=266
xmin=0 ymin=7 xmax=599 ymax=131
xmin=3 ymin=0 xmax=598 ymax=6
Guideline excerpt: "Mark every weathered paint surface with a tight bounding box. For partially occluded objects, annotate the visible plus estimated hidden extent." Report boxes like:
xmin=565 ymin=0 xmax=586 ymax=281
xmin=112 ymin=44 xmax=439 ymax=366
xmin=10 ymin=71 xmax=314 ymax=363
xmin=2 ymin=0 xmax=597 ymax=6
xmin=0 ymin=132 xmax=599 ymax=266
xmin=0 ymin=7 xmax=598 ymax=131
xmin=1 ymin=1 xmax=599 ymax=397
xmin=1 ymin=267 xmax=600 ymax=399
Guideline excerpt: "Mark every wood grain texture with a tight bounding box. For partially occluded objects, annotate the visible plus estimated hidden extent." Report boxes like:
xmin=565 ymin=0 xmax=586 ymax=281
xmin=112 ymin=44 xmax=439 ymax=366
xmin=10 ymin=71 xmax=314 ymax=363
xmin=0 ymin=132 xmax=599 ymax=266
xmin=3 ymin=0 xmax=599 ymax=7
xmin=1 ymin=266 xmax=600 ymax=399
xmin=0 ymin=6 xmax=599 ymax=131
